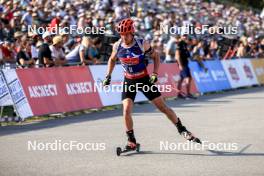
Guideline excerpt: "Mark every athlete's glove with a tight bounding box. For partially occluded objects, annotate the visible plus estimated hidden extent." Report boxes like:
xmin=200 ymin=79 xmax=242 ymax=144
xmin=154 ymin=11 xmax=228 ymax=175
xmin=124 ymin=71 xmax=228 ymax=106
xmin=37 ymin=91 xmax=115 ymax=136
xmin=149 ymin=73 xmax=158 ymax=84
xmin=102 ymin=75 xmax=111 ymax=86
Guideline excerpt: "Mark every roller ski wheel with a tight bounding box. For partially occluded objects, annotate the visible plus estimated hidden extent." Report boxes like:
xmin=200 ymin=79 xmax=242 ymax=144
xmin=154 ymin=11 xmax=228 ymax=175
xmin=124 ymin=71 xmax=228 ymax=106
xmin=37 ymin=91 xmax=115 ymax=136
xmin=181 ymin=131 xmax=202 ymax=144
xmin=116 ymin=143 xmax=140 ymax=156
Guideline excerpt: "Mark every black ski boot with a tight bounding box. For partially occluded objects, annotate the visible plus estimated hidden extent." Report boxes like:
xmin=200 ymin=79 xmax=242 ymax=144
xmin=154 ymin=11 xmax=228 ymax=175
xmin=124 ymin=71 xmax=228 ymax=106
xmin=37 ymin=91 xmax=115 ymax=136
xmin=175 ymin=118 xmax=202 ymax=144
xmin=116 ymin=130 xmax=140 ymax=156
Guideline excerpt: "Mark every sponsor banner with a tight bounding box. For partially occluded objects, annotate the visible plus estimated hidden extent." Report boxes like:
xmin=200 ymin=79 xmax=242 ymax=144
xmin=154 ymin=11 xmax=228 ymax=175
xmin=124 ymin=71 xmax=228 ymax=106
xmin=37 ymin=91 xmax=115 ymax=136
xmin=221 ymin=59 xmax=258 ymax=88
xmin=0 ymin=71 xmax=13 ymax=106
xmin=221 ymin=60 xmax=249 ymax=88
xmin=2 ymin=69 xmax=33 ymax=119
xmin=250 ymin=59 xmax=264 ymax=84
xmin=16 ymin=66 xmax=102 ymax=116
xmin=238 ymin=59 xmax=258 ymax=85
xmin=189 ymin=61 xmax=218 ymax=93
xmin=89 ymin=65 xmax=146 ymax=106
xmin=147 ymin=63 xmax=197 ymax=97
xmin=204 ymin=60 xmax=231 ymax=90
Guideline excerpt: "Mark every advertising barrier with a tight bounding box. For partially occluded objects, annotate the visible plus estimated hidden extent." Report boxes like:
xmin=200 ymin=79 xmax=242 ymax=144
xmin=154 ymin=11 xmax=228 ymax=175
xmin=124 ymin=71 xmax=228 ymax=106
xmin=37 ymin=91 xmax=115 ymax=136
xmin=16 ymin=66 xmax=102 ymax=116
xmin=2 ymin=69 xmax=33 ymax=119
xmin=250 ymin=59 xmax=264 ymax=84
xmin=0 ymin=70 xmax=13 ymax=106
xmin=238 ymin=59 xmax=258 ymax=85
xmin=204 ymin=60 xmax=231 ymax=91
xmin=221 ymin=59 xmax=258 ymax=88
xmin=1 ymin=59 xmax=262 ymax=119
xmin=189 ymin=61 xmax=218 ymax=93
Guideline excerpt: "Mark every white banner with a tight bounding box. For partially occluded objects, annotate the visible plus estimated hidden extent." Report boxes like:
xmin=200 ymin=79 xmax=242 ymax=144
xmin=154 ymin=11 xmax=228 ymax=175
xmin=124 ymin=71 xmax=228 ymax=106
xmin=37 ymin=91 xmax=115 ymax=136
xmin=221 ymin=60 xmax=249 ymax=88
xmin=89 ymin=65 xmax=147 ymax=106
xmin=221 ymin=59 xmax=258 ymax=88
xmin=0 ymin=71 xmax=13 ymax=106
xmin=2 ymin=69 xmax=33 ymax=119
xmin=238 ymin=59 xmax=258 ymax=85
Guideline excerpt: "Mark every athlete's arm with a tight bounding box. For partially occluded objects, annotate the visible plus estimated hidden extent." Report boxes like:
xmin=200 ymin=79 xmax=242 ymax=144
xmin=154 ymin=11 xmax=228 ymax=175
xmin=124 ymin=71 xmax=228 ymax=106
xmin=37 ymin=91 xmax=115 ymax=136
xmin=143 ymin=41 xmax=160 ymax=74
xmin=106 ymin=42 xmax=118 ymax=76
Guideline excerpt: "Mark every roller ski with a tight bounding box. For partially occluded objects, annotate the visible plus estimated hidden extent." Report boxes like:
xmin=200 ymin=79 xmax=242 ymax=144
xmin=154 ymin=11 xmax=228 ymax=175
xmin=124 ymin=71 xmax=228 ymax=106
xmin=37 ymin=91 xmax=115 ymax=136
xmin=116 ymin=142 xmax=140 ymax=156
xmin=116 ymin=130 xmax=140 ymax=156
xmin=175 ymin=118 xmax=202 ymax=144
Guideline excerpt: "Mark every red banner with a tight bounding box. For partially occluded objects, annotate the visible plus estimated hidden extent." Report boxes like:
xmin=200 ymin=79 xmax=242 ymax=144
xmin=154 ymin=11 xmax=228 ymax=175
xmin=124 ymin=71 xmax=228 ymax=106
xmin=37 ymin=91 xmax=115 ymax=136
xmin=147 ymin=63 xmax=197 ymax=97
xmin=16 ymin=66 xmax=102 ymax=116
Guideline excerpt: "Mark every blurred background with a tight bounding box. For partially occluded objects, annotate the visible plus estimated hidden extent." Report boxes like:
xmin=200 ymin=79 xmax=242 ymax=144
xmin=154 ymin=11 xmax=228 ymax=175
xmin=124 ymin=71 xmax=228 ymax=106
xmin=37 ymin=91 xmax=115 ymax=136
xmin=0 ymin=0 xmax=263 ymax=68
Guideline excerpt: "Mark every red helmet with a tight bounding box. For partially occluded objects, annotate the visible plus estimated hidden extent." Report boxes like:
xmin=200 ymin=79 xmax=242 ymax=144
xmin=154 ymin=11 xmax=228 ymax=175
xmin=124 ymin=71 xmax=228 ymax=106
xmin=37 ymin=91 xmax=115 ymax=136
xmin=116 ymin=18 xmax=135 ymax=35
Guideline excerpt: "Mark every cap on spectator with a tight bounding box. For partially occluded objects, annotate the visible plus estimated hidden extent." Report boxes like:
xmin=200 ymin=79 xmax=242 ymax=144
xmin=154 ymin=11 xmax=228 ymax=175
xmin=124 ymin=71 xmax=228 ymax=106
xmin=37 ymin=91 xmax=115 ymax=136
xmin=78 ymin=12 xmax=85 ymax=18
xmin=14 ymin=31 xmax=24 ymax=38
xmin=44 ymin=8 xmax=51 ymax=13
xmin=56 ymin=12 xmax=62 ymax=17
xmin=52 ymin=35 xmax=63 ymax=45
xmin=65 ymin=3 xmax=71 ymax=10
xmin=69 ymin=10 xmax=75 ymax=15
xmin=42 ymin=31 xmax=52 ymax=39
xmin=13 ymin=11 xmax=21 ymax=17
xmin=32 ymin=13 xmax=38 ymax=17
xmin=247 ymin=37 xmax=254 ymax=44
xmin=33 ymin=7 xmax=38 ymax=12
xmin=64 ymin=15 xmax=70 ymax=20
xmin=36 ymin=41 xmax=43 ymax=48
xmin=86 ymin=12 xmax=92 ymax=18
xmin=27 ymin=7 xmax=33 ymax=12
xmin=13 ymin=0 xmax=20 ymax=4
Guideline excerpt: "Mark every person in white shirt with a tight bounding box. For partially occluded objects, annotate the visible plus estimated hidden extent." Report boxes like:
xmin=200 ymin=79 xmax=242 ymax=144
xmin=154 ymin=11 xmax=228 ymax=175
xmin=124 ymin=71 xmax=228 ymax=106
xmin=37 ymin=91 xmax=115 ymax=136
xmin=165 ymin=35 xmax=178 ymax=63
xmin=49 ymin=35 xmax=67 ymax=66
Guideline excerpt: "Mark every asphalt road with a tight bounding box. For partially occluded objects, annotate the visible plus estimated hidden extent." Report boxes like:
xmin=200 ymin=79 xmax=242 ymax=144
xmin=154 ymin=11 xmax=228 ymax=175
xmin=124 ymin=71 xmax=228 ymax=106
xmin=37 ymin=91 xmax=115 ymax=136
xmin=0 ymin=87 xmax=264 ymax=176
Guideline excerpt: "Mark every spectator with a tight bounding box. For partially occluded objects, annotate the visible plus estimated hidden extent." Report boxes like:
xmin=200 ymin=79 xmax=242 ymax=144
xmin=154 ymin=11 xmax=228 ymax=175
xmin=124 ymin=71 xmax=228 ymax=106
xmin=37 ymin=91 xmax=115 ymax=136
xmin=38 ymin=31 xmax=54 ymax=67
xmin=192 ymin=40 xmax=208 ymax=72
xmin=236 ymin=41 xmax=246 ymax=58
xmin=79 ymin=36 xmax=95 ymax=65
xmin=89 ymin=37 xmax=102 ymax=64
xmin=28 ymin=32 xmax=39 ymax=61
xmin=1 ymin=41 xmax=15 ymax=63
xmin=50 ymin=12 xmax=62 ymax=30
xmin=208 ymin=39 xmax=219 ymax=59
xmin=21 ymin=6 xmax=33 ymax=26
xmin=0 ymin=41 xmax=4 ymax=65
xmin=16 ymin=40 xmax=35 ymax=68
xmin=65 ymin=35 xmax=82 ymax=64
xmin=259 ymin=38 xmax=264 ymax=57
xmin=50 ymin=35 xmax=67 ymax=66
xmin=165 ymin=35 xmax=178 ymax=63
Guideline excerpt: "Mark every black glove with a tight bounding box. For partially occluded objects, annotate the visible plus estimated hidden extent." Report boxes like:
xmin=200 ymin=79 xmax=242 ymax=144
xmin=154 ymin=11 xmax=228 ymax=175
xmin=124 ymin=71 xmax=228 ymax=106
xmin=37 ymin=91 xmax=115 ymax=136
xmin=102 ymin=75 xmax=111 ymax=86
xmin=149 ymin=73 xmax=158 ymax=84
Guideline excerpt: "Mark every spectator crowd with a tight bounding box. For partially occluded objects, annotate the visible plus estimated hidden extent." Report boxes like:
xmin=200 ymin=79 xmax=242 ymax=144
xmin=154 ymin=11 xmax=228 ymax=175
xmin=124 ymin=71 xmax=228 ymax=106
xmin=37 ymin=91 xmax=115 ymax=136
xmin=0 ymin=0 xmax=263 ymax=68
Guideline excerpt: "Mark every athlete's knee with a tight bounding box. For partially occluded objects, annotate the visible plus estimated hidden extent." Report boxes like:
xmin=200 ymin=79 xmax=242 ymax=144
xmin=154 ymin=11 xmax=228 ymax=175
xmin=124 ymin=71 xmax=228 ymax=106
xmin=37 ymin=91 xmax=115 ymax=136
xmin=123 ymin=102 xmax=133 ymax=117
xmin=123 ymin=108 xmax=132 ymax=117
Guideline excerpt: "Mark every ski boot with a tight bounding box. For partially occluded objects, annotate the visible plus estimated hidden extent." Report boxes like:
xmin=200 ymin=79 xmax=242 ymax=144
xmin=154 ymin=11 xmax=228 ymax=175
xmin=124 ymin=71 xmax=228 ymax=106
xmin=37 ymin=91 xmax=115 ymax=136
xmin=175 ymin=118 xmax=202 ymax=144
xmin=116 ymin=130 xmax=140 ymax=156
